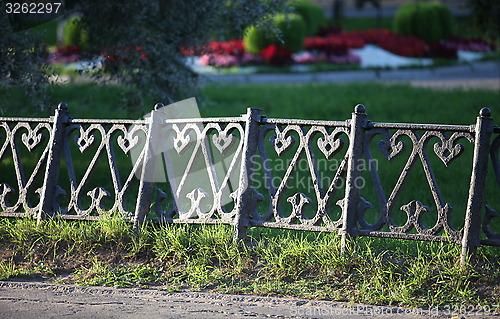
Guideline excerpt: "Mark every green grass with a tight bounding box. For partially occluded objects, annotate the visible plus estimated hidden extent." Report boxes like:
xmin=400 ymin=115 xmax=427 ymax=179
xmin=0 ymin=216 xmax=498 ymax=307
xmin=1 ymin=82 xmax=500 ymax=307
xmin=8 ymin=81 xmax=498 ymax=121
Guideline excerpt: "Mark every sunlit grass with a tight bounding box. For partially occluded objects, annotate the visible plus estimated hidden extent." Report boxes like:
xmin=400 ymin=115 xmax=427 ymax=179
xmin=0 ymin=216 xmax=498 ymax=306
xmin=1 ymin=82 xmax=500 ymax=307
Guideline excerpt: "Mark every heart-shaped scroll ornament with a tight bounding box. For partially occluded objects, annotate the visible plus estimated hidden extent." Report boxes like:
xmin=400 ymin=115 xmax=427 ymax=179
xmin=76 ymin=127 xmax=95 ymax=153
xmin=433 ymin=141 xmax=463 ymax=166
xmin=271 ymin=128 xmax=293 ymax=156
xmin=317 ymin=133 xmax=343 ymax=159
xmin=172 ymin=125 xmax=191 ymax=155
xmin=21 ymin=127 xmax=43 ymax=152
xmin=377 ymin=138 xmax=404 ymax=161
xmin=212 ymin=128 xmax=234 ymax=155
xmin=117 ymin=132 xmax=139 ymax=154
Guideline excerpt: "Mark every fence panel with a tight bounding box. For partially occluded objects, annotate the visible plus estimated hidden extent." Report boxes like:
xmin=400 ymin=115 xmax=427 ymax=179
xmin=0 ymin=117 xmax=53 ymax=217
xmin=247 ymin=116 xmax=350 ymax=233
xmin=151 ymin=113 xmax=247 ymax=226
xmin=1 ymin=103 xmax=497 ymax=263
xmin=57 ymin=118 xmax=149 ymax=220
xmin=358 ymin=121 xmax=476 ymax=244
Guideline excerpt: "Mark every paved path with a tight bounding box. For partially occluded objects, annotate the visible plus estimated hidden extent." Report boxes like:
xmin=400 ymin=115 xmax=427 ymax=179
xmin=59 ymin=61 xmax=500 ymax=91
xmin=201 ymin=60 xmax=500 ymax=91
xmin=3 ymin=280 xmax=494 ymax=319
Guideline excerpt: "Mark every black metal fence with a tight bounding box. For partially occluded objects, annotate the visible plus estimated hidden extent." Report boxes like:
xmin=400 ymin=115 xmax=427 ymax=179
xmin=1 ymin=103 xmax=499 ymax=264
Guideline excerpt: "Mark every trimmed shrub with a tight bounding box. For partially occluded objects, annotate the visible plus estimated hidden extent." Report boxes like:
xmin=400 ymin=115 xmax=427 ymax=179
xmin=432 ymin=2 xmax=454 ymax=41
xmin=273 ymin=13 xmax=307 ymax=52
xmin=63 ymin=17 xmax=89 ymax=48
xmin=243 ymin=25 xmax=270 ymax=55
xmin=244 ymin=13 xmax=307 ymax=54
xmin=294 ymin=0 xmax=326 ymax=36
xmin=393 ymin=2 xmax=454 ymax=43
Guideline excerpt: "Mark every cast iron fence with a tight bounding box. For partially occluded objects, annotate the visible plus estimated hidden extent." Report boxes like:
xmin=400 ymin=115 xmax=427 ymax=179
xmin=1 ymin=103 xmax=499 ymax=264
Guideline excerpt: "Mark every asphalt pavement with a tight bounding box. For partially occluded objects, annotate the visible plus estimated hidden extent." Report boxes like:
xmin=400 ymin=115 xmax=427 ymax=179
xmin=201 ymin=60 xmax=500 ymax=91
xmin=3 ymin=280 xmax=496 ymax=319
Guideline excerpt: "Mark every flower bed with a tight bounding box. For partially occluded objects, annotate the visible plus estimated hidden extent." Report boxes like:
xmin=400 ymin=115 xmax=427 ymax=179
xmin=187 ymin=30 xmax=494 ymax=69
xmin=49 ymin=45 xmax=82 ymax=64
xmin=344 ymin=29 xmax=428 ymax=57
xmin=191 ymin=38 xmax=362 ymax=68
xmin=48 ymin=28 xmax=496 ymax=71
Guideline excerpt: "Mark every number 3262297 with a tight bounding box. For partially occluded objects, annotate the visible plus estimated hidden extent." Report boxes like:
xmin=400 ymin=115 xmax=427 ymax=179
xmin=5 ymin=2 xmax=62 ymax=14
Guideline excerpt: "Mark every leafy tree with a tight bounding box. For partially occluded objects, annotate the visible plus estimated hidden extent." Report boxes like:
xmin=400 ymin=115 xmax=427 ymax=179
xmin=1 ymin=0 xmax=286 ymax=112
xmin=1 ymin=1 xmax=52 ymax=113
xmin=467 ymin=0 xmax=500 ymax=43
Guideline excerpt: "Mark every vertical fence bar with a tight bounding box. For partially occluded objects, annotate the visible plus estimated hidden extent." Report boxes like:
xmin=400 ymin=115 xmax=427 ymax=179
xmin=461 ymin=107 xmax=493 ymax=265
xmin=37 ymin=102 xmax=69 ymax=222
xmin=133 ymin=103 xmax=164 ymax=229
xmin=234 ymin=108 xmax=261 ymax=243
xmin=341 ymin=104 xmax=367 ymax=253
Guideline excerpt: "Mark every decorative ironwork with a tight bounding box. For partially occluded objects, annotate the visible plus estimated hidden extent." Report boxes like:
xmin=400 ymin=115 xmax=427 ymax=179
xmin=249 ymin=120 xmax=350 ymax=232
xmin=0 ymin=103 xmax=498 ymax=264
xmin=360 ymin=127 xmax=475 ymax=243
xmin=0 ymin=119 xmax=52 ymax=216
xmin=153 ymin=118 xmax=246 ymax=225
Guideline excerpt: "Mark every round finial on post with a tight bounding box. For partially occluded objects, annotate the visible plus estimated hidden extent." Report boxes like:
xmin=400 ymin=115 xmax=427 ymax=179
xmin=480 ymin=107 xmax=491 ymax=118
xmin=354 ymin=104 xmax=366 ymax=114
xmin=57 ymin=102 xmax=68 ymax=111
xmin=154 ymin=103 xmax=165 ymax=110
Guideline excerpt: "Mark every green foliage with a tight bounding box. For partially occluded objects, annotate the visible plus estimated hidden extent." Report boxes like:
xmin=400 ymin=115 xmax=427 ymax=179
xmin=65 ymin=0 xmax=287 ymax=103
xmin=467 ymin=0 xmax=500 ymax=41
xmin=393 ymin=2 xmax=455 ymax=43
xmin=293 ymin=0 xmax=326 ymax=36
xmin=273 ymin=13 xmax=307 ymax=52
xmin=62 ymin=17 xmax=89 ymax=48
xmin=1 ymin=0 xmax=287 ymax=109
xmin=244 ymin=13 xmax=307 ymax=54
xmin=243 ymin=25 xmax=270 ymax=55
xmin=0 ymin=32 xmax=50 ymax=112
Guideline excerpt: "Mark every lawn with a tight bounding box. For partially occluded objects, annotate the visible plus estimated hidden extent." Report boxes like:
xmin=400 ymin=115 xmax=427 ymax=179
xmin=1 ymin=82 xmax=500 ymax=309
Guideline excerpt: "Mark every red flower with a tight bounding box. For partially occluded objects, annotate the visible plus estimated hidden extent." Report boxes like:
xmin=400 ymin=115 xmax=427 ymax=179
xmin=305 ymin=35 xmax=364 ymax=56
xmin=102 ymin=46 xmax=149 ymax=63
xmin=344 ymin=29 xmax=428 ymax=57
xmin=56 ymin=45 xmax=82 ymax=56
xmin=182 ymin=39 xmax=245 ymax=57
xmin=260 ymin=44 xmax=293 ymax=66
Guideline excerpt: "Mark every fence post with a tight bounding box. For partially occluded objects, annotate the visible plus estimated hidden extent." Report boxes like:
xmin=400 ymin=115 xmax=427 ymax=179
xmin=341 ymin=104 xmax=367 ymax=253
xmin=37 ymin=102 xmax=69 ymax=223
xmin=234 ymin=108 xmax=261 ymax=243
xmin=461 ymin=107 xmax=493 ymax=265
xmin=133 ymin=103 xmax=164 ymax=229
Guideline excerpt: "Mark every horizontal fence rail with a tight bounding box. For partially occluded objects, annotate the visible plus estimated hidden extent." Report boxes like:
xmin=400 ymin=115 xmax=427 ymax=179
xmin=1 ymin=103 xmax=499 ymax=264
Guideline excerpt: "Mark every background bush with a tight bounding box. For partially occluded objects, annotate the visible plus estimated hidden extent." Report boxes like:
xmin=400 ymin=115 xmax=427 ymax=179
xmin=63 ymin=17 xmax=89 ymax=48
xmin=293 ymin=0 xmax=326 ymax=36
xmin=244 ymin=13 xmax=307 ymax=54
xmin=393 ymin=2 xmax=455 ymax=43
